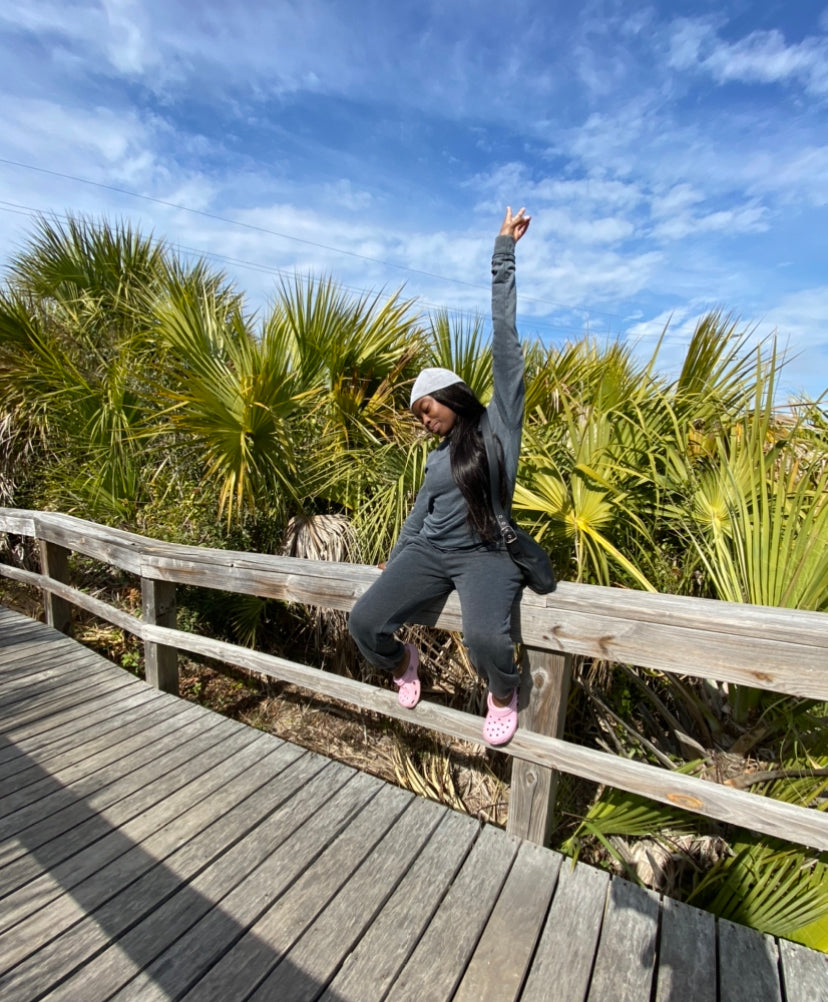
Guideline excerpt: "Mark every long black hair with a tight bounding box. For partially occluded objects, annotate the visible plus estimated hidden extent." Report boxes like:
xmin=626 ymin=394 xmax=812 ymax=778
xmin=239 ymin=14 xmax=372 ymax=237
xmin=430 ymin=382 xmax=508 ymax=543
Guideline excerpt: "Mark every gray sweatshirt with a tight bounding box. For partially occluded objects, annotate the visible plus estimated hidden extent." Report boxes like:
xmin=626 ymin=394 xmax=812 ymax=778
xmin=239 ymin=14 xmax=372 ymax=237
xmin=389 ymin=234 xmax=524 ymax=560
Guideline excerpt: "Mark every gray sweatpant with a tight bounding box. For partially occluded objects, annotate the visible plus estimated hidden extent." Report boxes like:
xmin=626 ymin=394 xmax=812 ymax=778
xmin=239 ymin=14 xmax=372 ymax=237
xmin=348 ymin=535 xmax=523 ymax=699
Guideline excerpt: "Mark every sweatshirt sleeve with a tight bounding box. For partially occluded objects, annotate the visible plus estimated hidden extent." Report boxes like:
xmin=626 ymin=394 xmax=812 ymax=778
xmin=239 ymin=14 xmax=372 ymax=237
xmin=490 ymin=235 xmax=524 ymax=430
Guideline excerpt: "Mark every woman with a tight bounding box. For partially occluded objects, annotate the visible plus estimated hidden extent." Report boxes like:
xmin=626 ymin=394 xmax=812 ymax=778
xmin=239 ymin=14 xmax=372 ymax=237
xmin=348 ymin=207 xmax=530 ymax=746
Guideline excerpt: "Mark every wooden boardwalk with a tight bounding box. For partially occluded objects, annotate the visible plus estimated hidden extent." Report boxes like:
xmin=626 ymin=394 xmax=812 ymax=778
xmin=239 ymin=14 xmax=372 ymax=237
xmin=0 ymin=606 xmax=825 ymax=1002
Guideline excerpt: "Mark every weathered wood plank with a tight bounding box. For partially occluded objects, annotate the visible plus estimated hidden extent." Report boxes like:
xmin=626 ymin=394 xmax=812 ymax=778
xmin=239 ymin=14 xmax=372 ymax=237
xmin=238 ymin=797 xmax=448 ymax=1002
xmin=384 ymin=825 xmax=521 ymax=1002
xmin=0 ymin=701 xmax=198 ymax=809
xmin=0 ymin=689 xmax=169 ymax=794
xmin=654 ymin=896 xmax=717 ymax=1002
xmin=30 ymin=512 xmax=146 ymax=575
xmin=142 ymin=622 xmax=828 ymax=852
xmin=588 ymin=878 xmax=660 ymax=1002
xmin=0 ymin=510 xmax=36 ymax=535
xmin=3 ymin=508 xmax=827 ymax=695
xmin=0 ymin=684 xmax=165 ymax=765
xmin=0 ymin=652 xmax=119 ymax=712
xmin=141 ymin=577 xmax=178 ymax=694
xmin=0 ymin=561 xmax=143 ymax=635
xmin=0 ymin=736 xmax=307 ymax=978
xmin=0 ymin=698 xmax=192 ymax=809
xmin=140 ymin=563 xmax=828 ymax=697
xmin=1 ymin=657 xmax=141 ymax=729
xmin=318 ymin=809 xmax=481 ymax=1002
xmin=0 ymin=638 xmax=107 ymax=679
xmin=717 ymin=918 xmax=783 ymax=1002
xmin=177 ymin=784 xmax=423 ymax=1002
xmin=508 ymin=647 xmax=571 ymax=843
xmin=0 ymin=738 xmax=308 ymax=937
xmin=521 ymin=859 xmax=609 ymax=1002
xmin=778 ymin=937 xmax=828 ymax=1002
xmin=37 ymin=768 xmax=378 ymax=1002
xmin=0 ymin=705 xmax=232 ymax=859
xmin=38 ymin=539 xmax=72 ymax=634
xmin=514 ymin=602 xmax=828 ymax=700
xmin=453 ymin=840 xmax=562 ymax=1002
xmin=2 ymin=613 xmax=826 ymax=1002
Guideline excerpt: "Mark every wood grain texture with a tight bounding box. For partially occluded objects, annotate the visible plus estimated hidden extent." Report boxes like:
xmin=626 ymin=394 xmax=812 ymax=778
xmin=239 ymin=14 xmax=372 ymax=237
xmin=190 ymin=783 xmax=416 ymax=1002
xmin=240 ymin=796 xmax=447 ymax=1002
xmin=588 ymin=878 xmax=660 ymax=1002
xmin=4 ymin=609 xmax=822 ymax=1002
xmin=717 ymin=919 xmax=783 ymax=1002
xmin=520 ymin=857 xmax=610 ymax=1002
xmin=453 ymin=840 xmax=562 ymax=1002
xmin=778 ymin=938 xmax=828 ymax=1002
xmin=141 ymin=577 xmax=178 ymax=694
xmin=142 ymin=622 xmax=828 ymax=852
xmin=102 ymin=771 xmax=386 ymax=1002
xmin=2 ymin=508 xmax=826 ymax=696
xmin=508 ymin=647 xmax=572 ymax=843
xmin=318 ymin=810 xmax=481 ymax=1002
xmin=384 ymin=825 xmax=520 ymax=1002
xmin=654 ymin=896 xmax=717 ymax=1002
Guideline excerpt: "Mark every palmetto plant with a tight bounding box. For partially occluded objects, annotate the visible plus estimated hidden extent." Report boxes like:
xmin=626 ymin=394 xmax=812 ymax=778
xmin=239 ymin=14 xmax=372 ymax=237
xmin=0 ymin=215 xmax=176 ymax=520
xmin=3 ymin=214 xmax=828 ymax=949
xmin=149 ymin=276 xmax=305 ymax=524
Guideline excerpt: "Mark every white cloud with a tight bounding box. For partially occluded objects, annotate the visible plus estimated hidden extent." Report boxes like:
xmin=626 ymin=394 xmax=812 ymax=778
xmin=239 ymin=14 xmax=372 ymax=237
xmin=668 ymin=19 xmax=828 ymax=97
xmin=0 ymin=96 xmax=152 ymax=168
xmin=100 ymin=0 xmax=151 ymax=75
xmin=753 ymin=287 xmax=828 ymax=399
xmin=651 ymin=202 xmax=768 ymax=241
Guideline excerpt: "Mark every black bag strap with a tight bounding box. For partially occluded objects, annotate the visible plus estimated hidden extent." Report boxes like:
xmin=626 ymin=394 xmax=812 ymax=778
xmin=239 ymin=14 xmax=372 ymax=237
xmin=480 ymin=412 xmax=517 ymax=545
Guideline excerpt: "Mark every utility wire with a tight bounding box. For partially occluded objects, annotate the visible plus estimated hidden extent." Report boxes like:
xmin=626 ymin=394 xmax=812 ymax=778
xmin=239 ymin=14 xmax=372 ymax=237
xmin=0 ymin=198 xmax=625 ymax=341
xmin=0 ymin=157 xmax=640 ymax=323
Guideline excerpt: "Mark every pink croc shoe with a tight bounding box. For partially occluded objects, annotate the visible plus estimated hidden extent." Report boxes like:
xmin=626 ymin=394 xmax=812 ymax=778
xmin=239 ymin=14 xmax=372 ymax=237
xmin=393 ymin=644 xmax=420 ymax=709
xmin=483 ymin=689 xmax=518 ymax=746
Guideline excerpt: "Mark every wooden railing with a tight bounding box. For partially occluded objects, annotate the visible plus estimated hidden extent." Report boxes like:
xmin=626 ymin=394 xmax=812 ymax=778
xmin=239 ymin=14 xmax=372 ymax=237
xmin=1 ymin=507 xmax=827 ymax=850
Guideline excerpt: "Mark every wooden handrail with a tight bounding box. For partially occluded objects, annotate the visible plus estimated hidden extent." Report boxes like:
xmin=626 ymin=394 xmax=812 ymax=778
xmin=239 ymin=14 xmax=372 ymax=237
xmin=2 ymin=507 xmax=827 ymax=851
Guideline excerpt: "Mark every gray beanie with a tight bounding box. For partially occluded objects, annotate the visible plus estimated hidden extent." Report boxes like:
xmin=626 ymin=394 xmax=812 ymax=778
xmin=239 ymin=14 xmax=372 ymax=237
xmin=410 ymin=367 xmax=463 ymax=409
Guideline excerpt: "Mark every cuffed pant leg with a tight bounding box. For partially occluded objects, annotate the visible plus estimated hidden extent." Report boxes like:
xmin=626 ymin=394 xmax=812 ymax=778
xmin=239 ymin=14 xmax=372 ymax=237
xmin=348 ymin=539 xmax=453 ymax=673
xmin=450 ymin=548 xmax=523 ymax=699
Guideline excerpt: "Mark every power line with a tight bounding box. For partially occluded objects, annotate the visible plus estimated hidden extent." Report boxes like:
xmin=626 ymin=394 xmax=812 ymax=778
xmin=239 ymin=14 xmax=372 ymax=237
xmin=0 ymin=157 xmax=640 ymax=323
xmin=0 ymin=198 xmax=622 ymax=341
xmin=1 ymin=184 xmax=817 ymax=344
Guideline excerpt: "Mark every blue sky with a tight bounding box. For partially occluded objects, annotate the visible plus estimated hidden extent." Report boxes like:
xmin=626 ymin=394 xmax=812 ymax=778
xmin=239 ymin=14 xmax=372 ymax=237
xmin=1 ymin=0 xmax=827 ymax=401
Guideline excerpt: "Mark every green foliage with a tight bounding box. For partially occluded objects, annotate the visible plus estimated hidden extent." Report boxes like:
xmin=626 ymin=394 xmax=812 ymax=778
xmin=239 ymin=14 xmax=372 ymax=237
xmin=3 ymin=213 xmax=828 ymax=949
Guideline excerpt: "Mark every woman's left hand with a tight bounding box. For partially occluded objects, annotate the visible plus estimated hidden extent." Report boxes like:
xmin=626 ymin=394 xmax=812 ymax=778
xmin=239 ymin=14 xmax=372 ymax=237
xmin=499 ymin=206 xmax=531 ymax=243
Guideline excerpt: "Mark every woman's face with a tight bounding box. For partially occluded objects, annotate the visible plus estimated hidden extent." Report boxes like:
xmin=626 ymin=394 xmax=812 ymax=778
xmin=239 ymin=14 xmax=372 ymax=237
xmin=412 ymin=395 xmax=457 ymax=437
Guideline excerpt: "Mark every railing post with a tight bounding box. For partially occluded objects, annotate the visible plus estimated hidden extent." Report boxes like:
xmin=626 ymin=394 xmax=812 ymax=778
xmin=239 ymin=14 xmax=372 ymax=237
xmin=38 ymin=539 xmax=73 ymax=635
xmin=141 ymin=577 xmax=179 ymax=694
xmin=507 ymin=646 xmax=573 ymax=845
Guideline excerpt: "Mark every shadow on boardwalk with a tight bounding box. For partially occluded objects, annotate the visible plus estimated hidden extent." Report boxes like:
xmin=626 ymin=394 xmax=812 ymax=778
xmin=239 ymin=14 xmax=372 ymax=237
xmin=0 ymin=726 xmax=353 ymax=1002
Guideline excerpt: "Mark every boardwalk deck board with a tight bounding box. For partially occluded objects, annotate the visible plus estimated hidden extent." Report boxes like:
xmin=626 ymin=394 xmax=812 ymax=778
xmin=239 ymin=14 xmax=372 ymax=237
xmin=452 ymin=840 xmax=562 ymax=1002
xmin=0 ymin=700 xmax=195 ymax=812
xmin=520 ymin=858 xmax=610 ymax=1002
xmin=654 ymin=896 xmax=717 ymax=1002
xmin=779 ymin=939 xmax=828 ymax=1002
xmin=69 ymin=768 xmax=380 ymax=1002
xmin=588 ymin=878 xmax=660 ymax=1001
xmin=1 ymin=605 xmax=823 ymax=1002
xmin=0 ymin=695 xmax=189 ymax=799
xmin=318 ymin=809 xmax=481 ymax=1002
xmin=718 ymin=919 xmax=783 ymax=1002
xmin=178 ymin=783 xmax=420 ymax=1002
xmin=0 ymin=740 xmax=309 ymax=936
xmin=242 ymin=797 xmax=448 ymax=1002
xmin=383 ymin=824 xmax=521 ymax=1002
xmin=0 ymin=687 xmax=169 ymax=766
